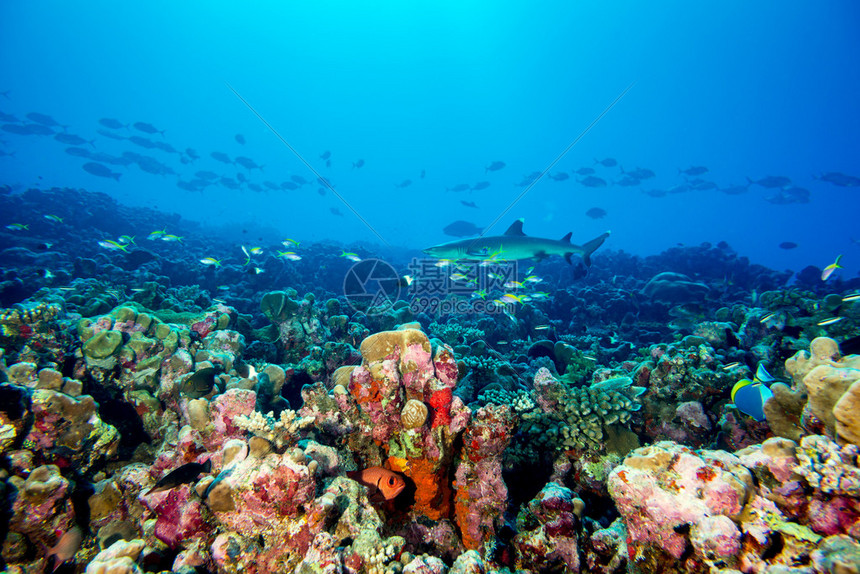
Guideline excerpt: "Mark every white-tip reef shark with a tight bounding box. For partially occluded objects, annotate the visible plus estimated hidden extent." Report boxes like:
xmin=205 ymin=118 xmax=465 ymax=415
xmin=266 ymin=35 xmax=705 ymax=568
xmin=423 ymin=219 xmax=610 ymax=265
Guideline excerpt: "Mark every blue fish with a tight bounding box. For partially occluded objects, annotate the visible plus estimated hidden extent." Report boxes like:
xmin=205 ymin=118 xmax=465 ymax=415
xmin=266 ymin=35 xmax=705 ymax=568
xmin=730 ymin=378 xmax=773 ymax=421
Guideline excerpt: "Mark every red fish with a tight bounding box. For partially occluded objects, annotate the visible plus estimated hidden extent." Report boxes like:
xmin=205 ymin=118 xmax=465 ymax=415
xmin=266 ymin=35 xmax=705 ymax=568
xmin=47 ymin=525 xmax=83 ymax=572
xmin=347 ymin=467 xmax=406 ymax=502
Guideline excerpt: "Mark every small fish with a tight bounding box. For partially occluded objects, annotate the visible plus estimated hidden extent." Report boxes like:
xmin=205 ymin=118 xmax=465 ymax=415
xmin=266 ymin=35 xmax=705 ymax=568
xmin=817 ymin=317 xmax=844 ymax=326
xmin=98 ymin=239 xmax=129 ymax=252
xmin=583 ymin=356 xmax=597 ymax=362
xmin=353 ymin=159 xmax=365 ymax=169
xmin=211 ymin=151 xmax=232 ymax=164
xmin=99 ymin=118 xmax=127 ymax=129
xmin=450 ymin=272 xmax=468 ymax=282
xmin=761 ymin=312 xmax=778 ymax=324
xmin=235 ymin=156 xmax=262 ymax=170
xmin=200 ymin=257 xmax=222 ymax=267
xmin=497 ymin=293 xmax=522 ymax=305
xmin=460 ymin=200 xmax=478 ymax=208
xmin=247 ymin=246 xmax=263 ymax=255
xmin=147 ymin=229 xmax=167 ymax=240
xmin=320 ymin=150 xmax=331 ymax=160
xmin=277 ymin=250 xmax=302 ymax=261
xmin=130 ymin=288 xmax=147 ymax=293
xmin=181 ymin=368 xmax=219 ymax=398
xmin=434 ymin=259 xmax=453 ymax=267
xmin=330 ymin=207 xmax=343 ymax=216
xmin=147 ymin=459 xmax=212 ymax=494
xmin=523 ymin=275 xmax=543 ymax=284
xmin=105 ymin=287 xmax=125 ymax=301
xmin=249 ymin=266 xmax=265 ymax=275
xmin=504 ymin=280 xmax=523 ymax=289
xmin=679 ymin=166 xmax=708 ymax=176
xmin=535 ymin=325 xmax=550 ymax=330
xmin=721 ymin=362 xmax=742 ymax=371
xmin=213 ymin=298 xmax=227 ymax=304
xmin=843 ymin=294 xmax=860 ymax=303
xmin=578 ymin=175 xmax=608 ymax=188
xmin=6 ymin=223 xmax=28 ymax=231
xmin=586 ymin=207 xmax=607 ymax=219
xmin=747 ymin=175 xmax=791 ymax=189
xmin=395 ymin=179 xmax=412 ymax=188
xmin=161 ymin=234 xmax=183 ymax=243
xmin=485 ymin=160 xmax=506 ymax=173
xmin=347 ymin=467 xmax=406 ymax=502
xmin=282 ymin=238 xmax=300 ymax=247
xmin=46 ymin=525 xmax=83 ymax=572
xmin=594 ymin=157 xmax=618 ymax=167
xmin=821 ymin=255 xmax=843 ymax=281
xmin=341 ymin=251 xmax=361 ymax=262
xmin=235 ymin=134 xmax=246 ymax=145
xmin=133 ymin=121 xmax=164 ymax=136
xmin=778 ymin=242 xmax=798 ymax=250
xmin=82 ymin=161 xmax=121 ymax=181
xmin=118 ymin=235 xmax=135 ymax=245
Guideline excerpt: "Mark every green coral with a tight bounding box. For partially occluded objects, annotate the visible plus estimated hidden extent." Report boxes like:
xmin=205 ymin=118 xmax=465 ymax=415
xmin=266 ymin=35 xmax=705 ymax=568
xmin=536 ymin=373 xmax=645 ymax=451
xmin=557 ymin=349 xmax=598 ymax=386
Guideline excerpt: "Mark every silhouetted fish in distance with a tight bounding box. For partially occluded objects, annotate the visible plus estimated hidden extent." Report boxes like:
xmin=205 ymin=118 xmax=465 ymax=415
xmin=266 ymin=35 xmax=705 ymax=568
xmin=443 ymin=220 xmax=483 ymax=237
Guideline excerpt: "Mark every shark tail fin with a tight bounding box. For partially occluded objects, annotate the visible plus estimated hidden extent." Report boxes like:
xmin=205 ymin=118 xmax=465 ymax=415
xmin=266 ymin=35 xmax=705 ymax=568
xmin=579 ymin=231 xmax=611 ymax=266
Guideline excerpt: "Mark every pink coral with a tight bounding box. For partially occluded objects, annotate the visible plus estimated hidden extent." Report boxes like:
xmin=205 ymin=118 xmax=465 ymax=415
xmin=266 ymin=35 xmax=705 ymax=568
xmin=608 ymin=441 xmax=752 ymax=564
xmin=147 ymin=486 xmax=209 ymax=548
xmin=454 ymin=404 xmax=515 ymax=550
xmin=209 ymin=388 xmax=256 ymax=439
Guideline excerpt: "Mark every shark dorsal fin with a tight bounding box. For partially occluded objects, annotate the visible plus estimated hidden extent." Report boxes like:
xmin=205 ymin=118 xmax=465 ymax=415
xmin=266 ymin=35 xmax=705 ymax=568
xmin=561 ymin=232 xmax=572 ymax=243
xmin=504 ymin=219 xmax=526 ymax=236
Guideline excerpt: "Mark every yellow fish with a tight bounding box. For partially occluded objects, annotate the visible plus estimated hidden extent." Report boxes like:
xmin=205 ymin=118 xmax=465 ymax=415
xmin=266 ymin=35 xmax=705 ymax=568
xmin=821 ymin=255 xmax=843 ymax=281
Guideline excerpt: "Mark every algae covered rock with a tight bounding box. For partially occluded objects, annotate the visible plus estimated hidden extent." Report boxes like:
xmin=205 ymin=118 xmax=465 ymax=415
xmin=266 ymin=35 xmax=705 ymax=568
xmin=83 ymin=330 xmax=124 ymax=360
xmin=20 ymin=388 xmax=120 ymax=472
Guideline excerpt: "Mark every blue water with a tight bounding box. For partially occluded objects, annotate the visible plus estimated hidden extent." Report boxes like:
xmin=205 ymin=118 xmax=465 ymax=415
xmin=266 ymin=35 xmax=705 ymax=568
xmin=2 ymin=1 xmax=858 ymax=277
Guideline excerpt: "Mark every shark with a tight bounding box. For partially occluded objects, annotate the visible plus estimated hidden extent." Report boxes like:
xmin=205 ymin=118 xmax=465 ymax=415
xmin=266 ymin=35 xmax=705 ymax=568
xmin=423 ymin=219 xmax=610 ymax=265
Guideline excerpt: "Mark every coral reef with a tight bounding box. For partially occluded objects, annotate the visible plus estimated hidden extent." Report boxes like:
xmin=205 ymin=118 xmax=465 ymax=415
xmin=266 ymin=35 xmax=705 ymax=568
xmin=3 ymin=186 xmax=860 ymax=572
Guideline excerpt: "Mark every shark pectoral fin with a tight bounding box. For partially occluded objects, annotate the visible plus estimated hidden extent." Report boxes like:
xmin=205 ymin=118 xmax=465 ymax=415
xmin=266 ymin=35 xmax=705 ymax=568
xmin=564 ymin=252 xmax=572 ymax=265
xmin=534 ymin=251 xmax=548 ymax=262
xmin=580 ymin=231 xmax=611 ymax=266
